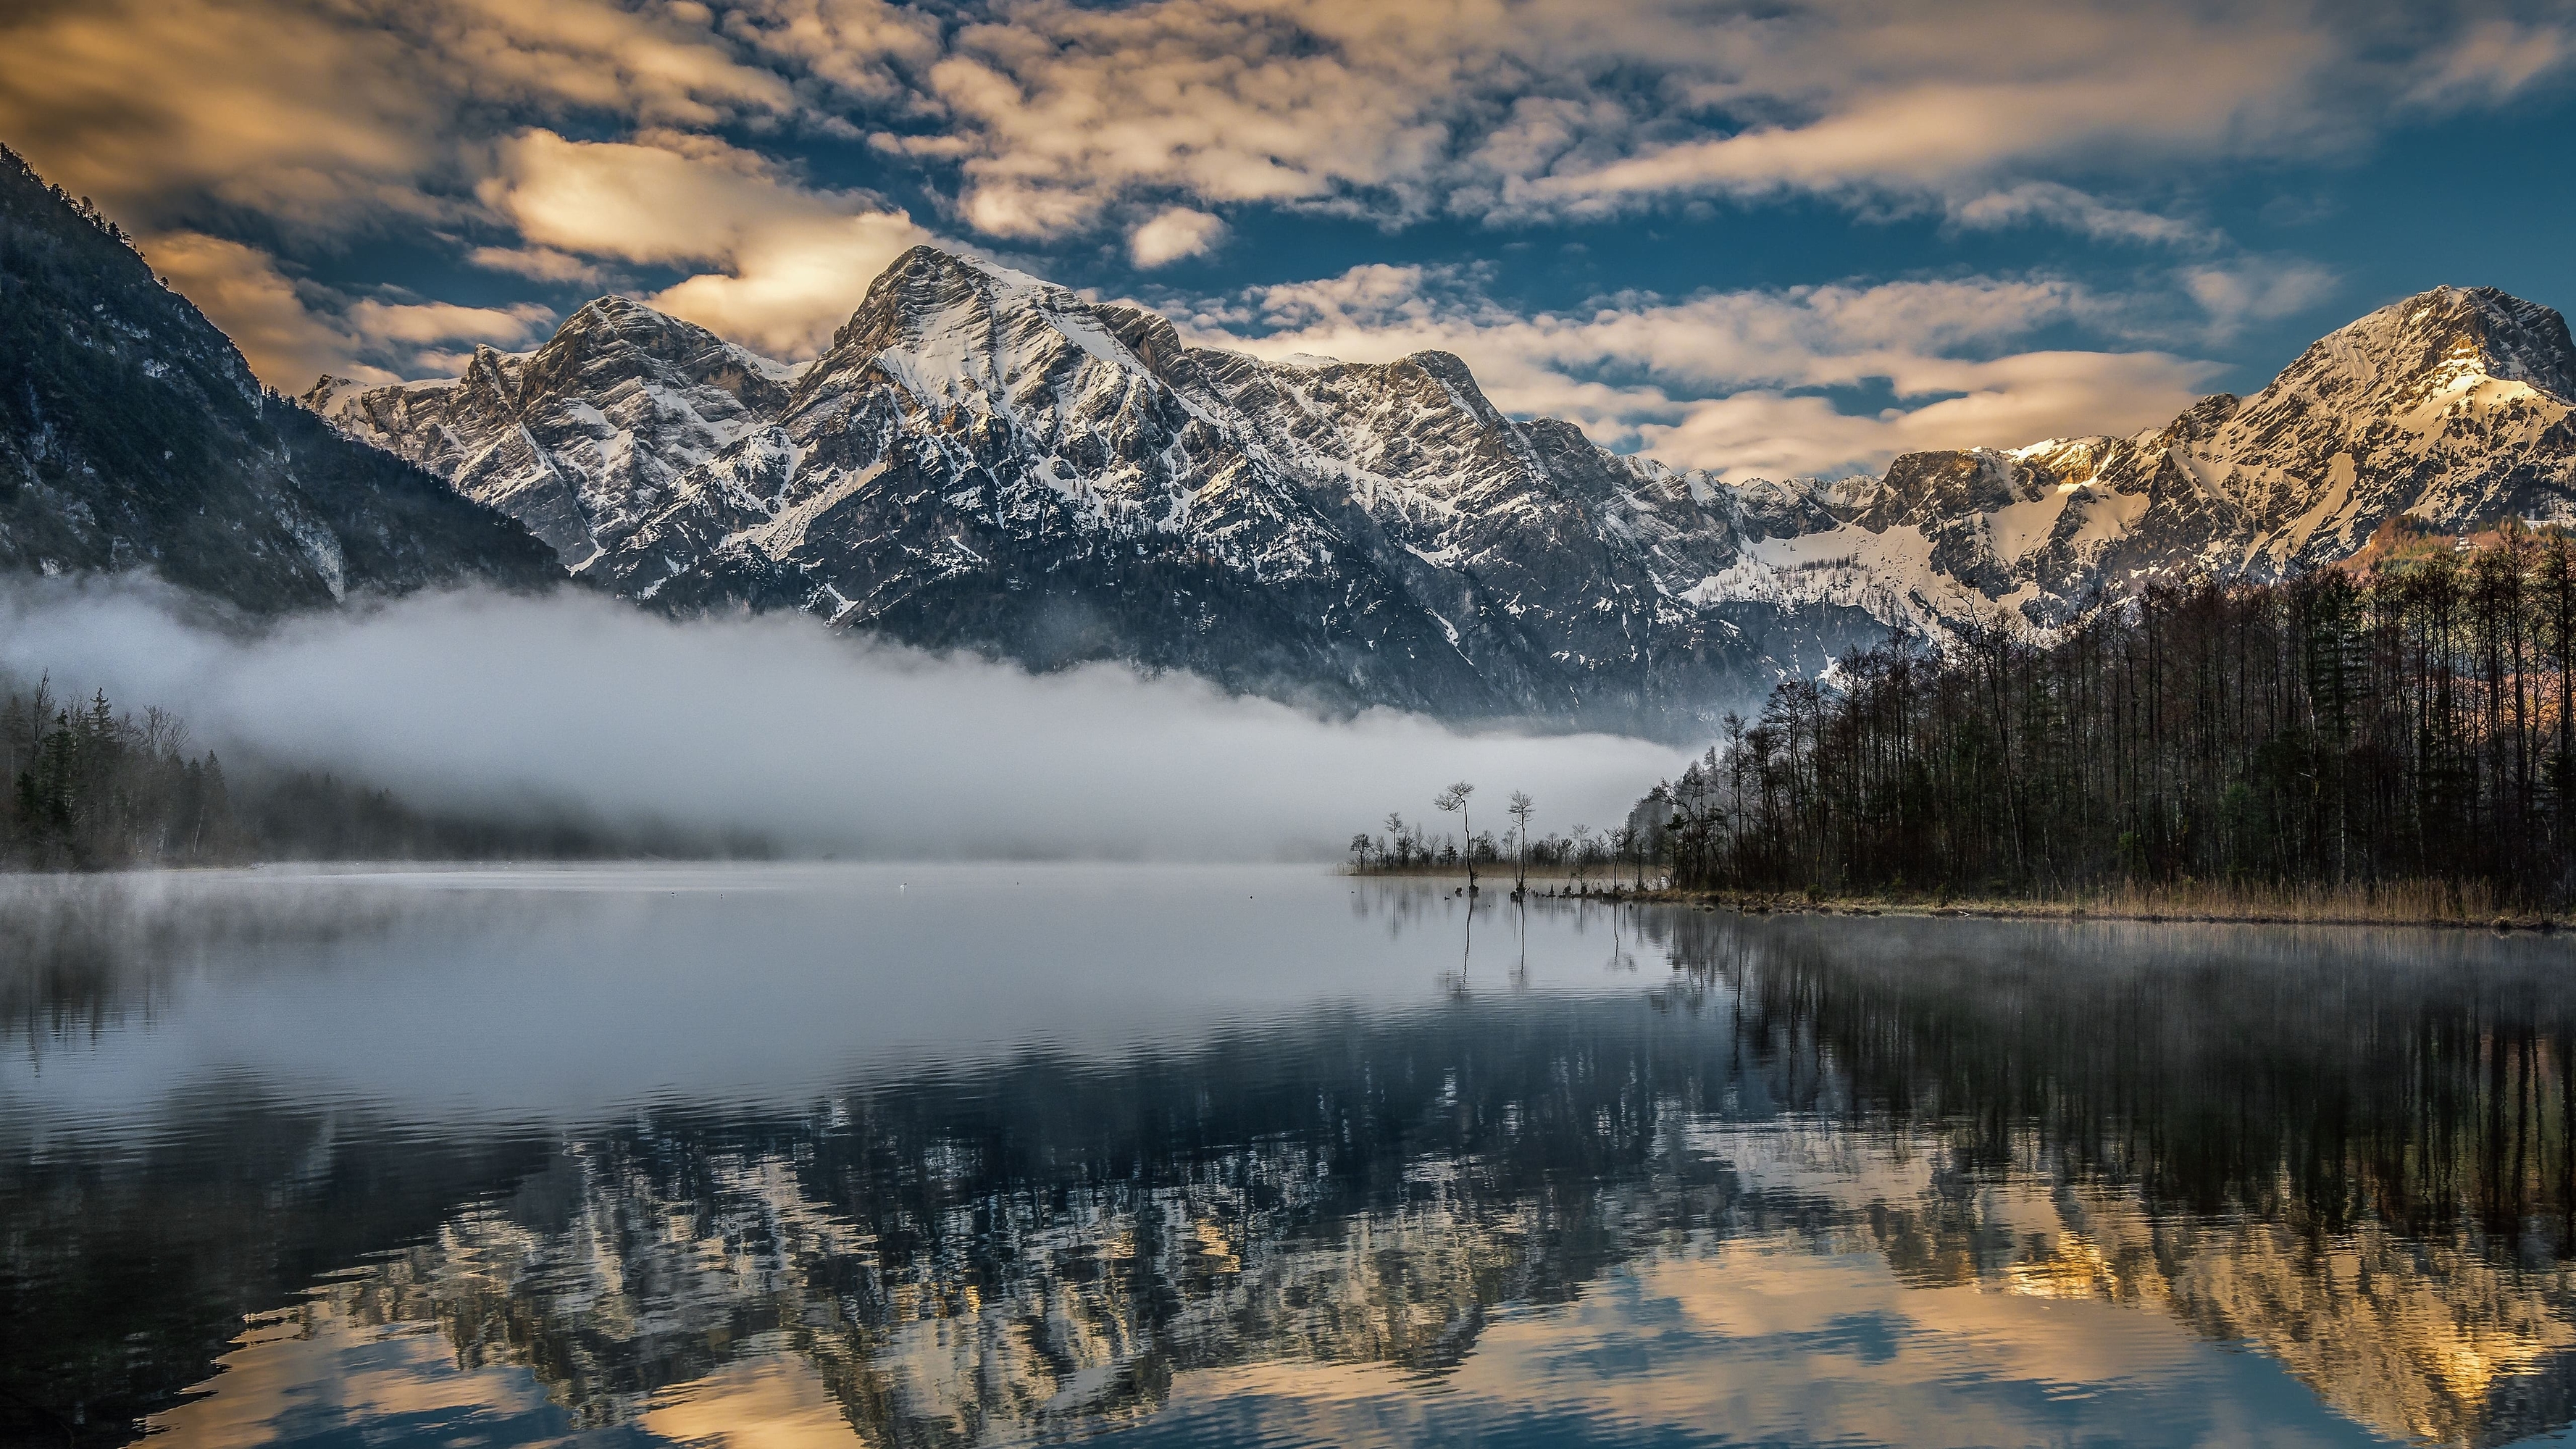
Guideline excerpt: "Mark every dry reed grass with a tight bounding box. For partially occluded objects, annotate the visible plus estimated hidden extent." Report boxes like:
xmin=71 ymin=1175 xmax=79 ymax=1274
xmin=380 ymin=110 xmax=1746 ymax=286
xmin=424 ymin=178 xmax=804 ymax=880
xmin=1717 ymin=878 xmax=2551 ymax=929
xmin=1352 ymin=866 xmax=2557 ymax=927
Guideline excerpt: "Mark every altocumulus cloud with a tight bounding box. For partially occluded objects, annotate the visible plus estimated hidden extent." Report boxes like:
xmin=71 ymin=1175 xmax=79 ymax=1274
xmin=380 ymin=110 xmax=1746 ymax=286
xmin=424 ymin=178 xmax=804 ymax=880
xmin=1177 ymin=264 xmax=2226 ymax=480
xmin=7 ymin=0 xmax=2566 ymax=393
xmin=0 ymin=578 xmax=1684 ymax=861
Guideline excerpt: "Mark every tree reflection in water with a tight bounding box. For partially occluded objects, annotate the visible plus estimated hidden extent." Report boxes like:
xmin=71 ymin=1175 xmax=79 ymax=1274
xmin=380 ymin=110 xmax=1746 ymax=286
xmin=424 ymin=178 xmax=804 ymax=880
xmin=9 ymin=884 xmax=2576 ymax=1447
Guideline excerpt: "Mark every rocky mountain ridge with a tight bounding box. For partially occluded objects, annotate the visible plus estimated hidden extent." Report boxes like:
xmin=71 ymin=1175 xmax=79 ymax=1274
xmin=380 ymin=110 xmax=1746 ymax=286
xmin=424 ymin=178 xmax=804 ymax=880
xmin=306 ymin=251 xmax=2576 ymax=738
xmin=1718 ymin=284 xmax=2576 ymax=635
xmin=307 ymin=246 xmax=1877 ymax=737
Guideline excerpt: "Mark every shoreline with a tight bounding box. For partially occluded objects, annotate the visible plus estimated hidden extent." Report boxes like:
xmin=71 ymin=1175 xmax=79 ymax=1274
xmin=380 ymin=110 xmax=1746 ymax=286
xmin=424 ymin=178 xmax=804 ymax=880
xmin=1659 ymin=892 xmax=2567 ymax=933
xmin=1346 ymin=869 xmax=2569 ymax=932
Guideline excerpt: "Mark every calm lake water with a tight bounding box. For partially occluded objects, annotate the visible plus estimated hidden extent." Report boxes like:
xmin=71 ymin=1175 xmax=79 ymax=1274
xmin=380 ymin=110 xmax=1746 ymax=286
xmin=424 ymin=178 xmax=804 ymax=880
xmin=7 ymin=864 xmax=2576 ymax=1448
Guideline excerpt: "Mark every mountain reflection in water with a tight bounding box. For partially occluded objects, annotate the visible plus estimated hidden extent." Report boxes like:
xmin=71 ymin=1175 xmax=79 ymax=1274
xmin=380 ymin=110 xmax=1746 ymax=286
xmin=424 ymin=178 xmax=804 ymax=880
xmin=6 ymin=867 xmax=2576 ymax=1448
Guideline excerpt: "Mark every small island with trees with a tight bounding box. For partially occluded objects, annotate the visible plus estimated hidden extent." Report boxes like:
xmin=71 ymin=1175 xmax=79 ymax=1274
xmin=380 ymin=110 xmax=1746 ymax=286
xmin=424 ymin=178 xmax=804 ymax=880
xmin=1352 ymin=780 xmax=1657 ymax=898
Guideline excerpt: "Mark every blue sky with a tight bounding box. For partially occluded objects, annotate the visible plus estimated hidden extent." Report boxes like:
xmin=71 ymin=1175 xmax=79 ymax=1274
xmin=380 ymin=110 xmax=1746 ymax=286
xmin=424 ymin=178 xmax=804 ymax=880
xmin=2 ymin=0 xmax=2569 ymax=480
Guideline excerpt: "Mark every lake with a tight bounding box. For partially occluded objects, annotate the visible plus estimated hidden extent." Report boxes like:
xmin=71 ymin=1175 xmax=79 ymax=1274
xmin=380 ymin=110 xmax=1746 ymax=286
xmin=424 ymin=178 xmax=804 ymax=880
xmin=6 ymin=863 xmax=2576 ymax=1448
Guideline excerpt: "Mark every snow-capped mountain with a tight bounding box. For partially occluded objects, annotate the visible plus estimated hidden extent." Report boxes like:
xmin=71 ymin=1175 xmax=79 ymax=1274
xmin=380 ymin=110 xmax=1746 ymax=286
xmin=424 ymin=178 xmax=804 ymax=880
xmin=308 ymin=260 xmax=2576 ymax=738
xmin=1717 ymin=285 xmax=2576 ymax=634
xmin=306 ymin=246 xmax=1877 ymax=737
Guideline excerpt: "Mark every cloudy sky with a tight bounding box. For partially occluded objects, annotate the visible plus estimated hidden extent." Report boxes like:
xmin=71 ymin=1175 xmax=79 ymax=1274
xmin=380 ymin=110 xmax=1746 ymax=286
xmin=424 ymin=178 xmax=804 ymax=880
xmin=4 ymin=0 xmax=2569 ymax=481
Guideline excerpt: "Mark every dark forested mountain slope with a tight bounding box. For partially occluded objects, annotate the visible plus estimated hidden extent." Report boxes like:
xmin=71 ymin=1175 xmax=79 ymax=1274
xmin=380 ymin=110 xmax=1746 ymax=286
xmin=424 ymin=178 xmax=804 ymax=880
xmin=0 ymin=147 xmax=557 ymax=611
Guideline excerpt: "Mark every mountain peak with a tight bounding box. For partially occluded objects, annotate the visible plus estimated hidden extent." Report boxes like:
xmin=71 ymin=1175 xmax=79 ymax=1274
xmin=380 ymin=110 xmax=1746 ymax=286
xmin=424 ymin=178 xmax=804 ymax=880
xmin=301 ymin=374 xmax=362 ymax=410
xmin=873 ymin=244 xmax=1058 ymax=304
xmin=2296 ymin=284 xmax=2576 ymax=409
xmin=1400 ymin=349 xmax=1477 ymax=386
xmin=2439 ymin=285 xmax=2576 ymax=399
xmin=550 ymin=294 xmax=722 ymax=353
xmin=562 ymin=293 xmax=671 ymax=332
xmin=813 ymin=244 xmax=1061 ymax=364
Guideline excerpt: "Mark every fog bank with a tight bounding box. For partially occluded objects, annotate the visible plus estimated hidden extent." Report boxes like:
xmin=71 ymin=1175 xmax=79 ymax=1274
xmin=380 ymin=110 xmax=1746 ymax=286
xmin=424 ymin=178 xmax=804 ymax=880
xmin=0 ymin=578 xmax=1689 ymax=860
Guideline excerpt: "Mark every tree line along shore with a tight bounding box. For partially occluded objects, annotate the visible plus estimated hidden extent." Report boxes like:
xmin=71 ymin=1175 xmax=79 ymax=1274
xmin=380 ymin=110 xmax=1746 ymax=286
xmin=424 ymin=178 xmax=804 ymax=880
xmin=0 ymin=673 xmax=760 ymax=869
xmin=1358 ymin=525 xmax=2576 ymax=927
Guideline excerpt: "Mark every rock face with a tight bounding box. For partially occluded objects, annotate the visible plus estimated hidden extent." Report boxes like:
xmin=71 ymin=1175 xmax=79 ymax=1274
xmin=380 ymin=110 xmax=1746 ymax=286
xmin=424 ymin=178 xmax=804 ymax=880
xmin=0 ymin=148 xmax=558 ymax=611
xmin=309 ymin=248 xmax=1874 ymax=737
xmin=309 ymin=249 xmax=2576 ymax=737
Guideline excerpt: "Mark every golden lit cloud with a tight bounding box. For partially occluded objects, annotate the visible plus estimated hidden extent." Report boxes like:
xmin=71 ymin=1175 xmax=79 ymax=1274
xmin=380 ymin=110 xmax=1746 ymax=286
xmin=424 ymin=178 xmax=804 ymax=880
xmin=1128 ymin=206 xmax=1229 ymax=268
xmin=1631 ymin=353 xmax=2216 ymax=481
xmin=462 ymin=245 xmax=607 ymax=285
xmin=2180 ymin=258 xmax=2343 ymax=343
xmin=895 ymin=0 xmax=1476 ymax=237
xmin=480 ymin=129 xmax=798 ymax=266
xmin=141 ymin=231 xmax=556 ymax=388
xmin=0 ymin=0 xmax=442 ymax=225
xmin=1941 ymin=183 xmax=2221 ymax=249
xmin=478 ymin=128 xmax=929 ymax=356
xmin=0 ymin=0 xmax=800 ymax=230
xmin=416 ymin=0 xmax=795 ymax=125
xmin=142 ymin=231 xmax=388 ymax=386
xmin=2404 ymin=17 xmax=2576 ymax=107
xmin=728 ymin=0 xmax=943 ymax=101
xmin=648 ymin=212 xmax=932 ymax=355
xmin=7 ymin=0 xmax=2569 ymax=253
xmin=4 ymin=0 xmax=2561 ymax=407
xmin=344 ymin=297 xmax=556 ymax=347
xmin=1516 ymin=4 xmax=2334 ymax=214
xmin=843 ymin=0 xmax=2572 ymax=235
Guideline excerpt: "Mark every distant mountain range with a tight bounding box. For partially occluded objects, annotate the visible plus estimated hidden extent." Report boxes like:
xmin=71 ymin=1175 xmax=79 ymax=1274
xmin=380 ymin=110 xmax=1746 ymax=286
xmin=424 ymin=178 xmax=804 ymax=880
xmin=4 ymin=143 xmax=2569 ymax=740
xmin=1710 ymin=282 xmax=2576 ymax=640
xmin=305 ymin=247 xmax=1860 ymax=734
xmin=304 ymin=251 xmax=2576 ymax=737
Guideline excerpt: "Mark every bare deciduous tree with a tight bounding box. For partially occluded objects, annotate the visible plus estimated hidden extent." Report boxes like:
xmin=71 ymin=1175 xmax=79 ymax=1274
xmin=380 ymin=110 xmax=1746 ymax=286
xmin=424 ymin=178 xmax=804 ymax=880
xmin=1507 ymin=790 xmax=1535 ymax=893
xmin=1434 ymin=781 xmax=1476 ymax=890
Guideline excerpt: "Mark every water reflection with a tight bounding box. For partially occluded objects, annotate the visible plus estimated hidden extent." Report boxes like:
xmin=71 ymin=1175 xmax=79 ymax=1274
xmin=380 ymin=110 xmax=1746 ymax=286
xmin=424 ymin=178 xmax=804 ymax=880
xmin=7 ymin=871 xmax=2576 ymax=1446
xmin=1693 ymin=912 xmax=2576 ymax=1447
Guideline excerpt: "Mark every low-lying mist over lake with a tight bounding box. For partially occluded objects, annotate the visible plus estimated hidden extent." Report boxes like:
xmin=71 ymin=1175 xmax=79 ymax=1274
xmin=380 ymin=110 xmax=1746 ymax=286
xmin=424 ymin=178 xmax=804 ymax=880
xmin=0 ymin=577 xmax=1682 ymax=861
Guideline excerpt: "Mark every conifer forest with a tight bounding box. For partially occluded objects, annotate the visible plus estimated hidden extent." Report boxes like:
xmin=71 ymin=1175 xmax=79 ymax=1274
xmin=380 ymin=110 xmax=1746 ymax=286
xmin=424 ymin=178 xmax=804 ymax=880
xmin=1636 ymin=527 xmax=2576 ymax=909
xmin=1 ymin=673 xmax=745 ymax=869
